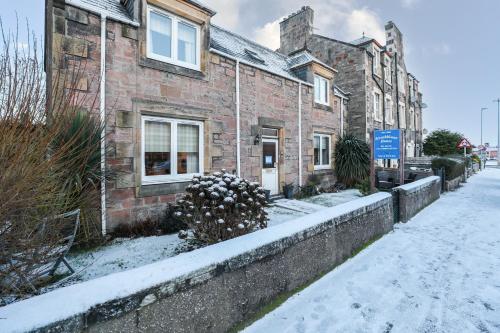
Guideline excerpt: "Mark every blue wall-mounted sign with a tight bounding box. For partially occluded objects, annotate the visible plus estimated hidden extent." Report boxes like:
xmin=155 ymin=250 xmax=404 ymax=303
xmin=374 ymin=130 xmax=401 ymax=159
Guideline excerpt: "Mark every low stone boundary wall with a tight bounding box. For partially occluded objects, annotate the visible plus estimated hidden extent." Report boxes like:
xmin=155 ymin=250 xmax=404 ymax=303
xmin=445 ymin=175 xmax=463 ymax=192
xmin=393 ymin=176 xmax=441 ymax=223
xmin=0 ymin=193 xmax=393 ymax=333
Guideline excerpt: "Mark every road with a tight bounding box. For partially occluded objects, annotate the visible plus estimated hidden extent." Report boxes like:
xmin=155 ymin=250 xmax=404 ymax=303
xmin=243 ymin=168 xmax=500 ymax=333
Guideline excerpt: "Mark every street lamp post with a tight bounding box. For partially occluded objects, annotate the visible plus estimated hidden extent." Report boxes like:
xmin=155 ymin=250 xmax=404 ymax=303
xmin=481 ymin=107 xmax=487 ymax=168
xmin=495 ymin=99 xmax=500 ymax=165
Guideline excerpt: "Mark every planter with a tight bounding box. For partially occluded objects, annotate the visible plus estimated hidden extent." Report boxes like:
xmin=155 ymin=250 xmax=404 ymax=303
xmin=283 ymin=184 xmax=294 ymax=199
xmin=264 ymin=189 xmax=271 ymax=202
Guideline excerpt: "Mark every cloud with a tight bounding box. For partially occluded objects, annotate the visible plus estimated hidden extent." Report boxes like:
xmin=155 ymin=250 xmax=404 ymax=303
xmin=345 ymin=8 xmax=385 ymax=43
xmin=207 ymin=0 xmax=242 ymax=30
xmin=254 ymin=17 xmax=283 ymax=50
xmin=205 ymin=0 xmax=387 ymax=47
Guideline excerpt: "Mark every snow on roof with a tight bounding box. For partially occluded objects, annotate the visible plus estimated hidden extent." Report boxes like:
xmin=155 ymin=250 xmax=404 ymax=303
xmin=66 ymin=0 xmax=136 ymax=24
xmin=210 ymin=25 xmax=305 ymax=83
xmin=0 ymin=193 xmax=391 ymax=333
xmin=350 ymin=36 xmax=374 ymax=46
xmin=334 ymin=85 xmax=350 ymax=98
xmin=288 ymin=50 xmax=337 ymax=73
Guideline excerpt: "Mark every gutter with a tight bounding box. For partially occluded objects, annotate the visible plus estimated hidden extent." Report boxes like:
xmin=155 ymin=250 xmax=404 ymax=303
xmin=236 ymin=60 xmax=241 ymax=177
xmin=100 ymin=15 xmax=107 ymax=236
xmin=209 ymin=48 xmax=313 ymax=87
xmin=298 ymin=83 xmax=302 ymax=187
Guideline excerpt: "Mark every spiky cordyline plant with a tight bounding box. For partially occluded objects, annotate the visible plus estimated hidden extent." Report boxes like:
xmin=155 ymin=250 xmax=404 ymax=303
xmin=334 ymin=134 xmax=370 ymax=187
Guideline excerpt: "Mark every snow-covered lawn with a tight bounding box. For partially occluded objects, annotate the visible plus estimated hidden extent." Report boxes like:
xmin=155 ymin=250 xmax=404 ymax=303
xmin=43 ymin=190 xmax=360 ymax=293
xmin=243 ymin=168 xmax=500 ymax=333
xmin=301 ymin=189 xmax=362 ymax=207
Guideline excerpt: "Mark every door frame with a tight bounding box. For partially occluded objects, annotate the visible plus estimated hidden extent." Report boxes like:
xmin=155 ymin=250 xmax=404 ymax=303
xmin=261 ymin=137 xmax=279 ymax=195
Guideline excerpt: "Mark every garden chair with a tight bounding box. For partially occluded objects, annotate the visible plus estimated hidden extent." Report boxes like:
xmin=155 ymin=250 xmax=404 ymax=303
xmin=3 ymin=209 xmax=80 ymax=293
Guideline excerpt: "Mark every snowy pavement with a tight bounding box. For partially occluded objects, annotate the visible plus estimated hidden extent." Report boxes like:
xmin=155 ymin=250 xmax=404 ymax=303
xmin=243 ymin=169 xmax=500 ymax=333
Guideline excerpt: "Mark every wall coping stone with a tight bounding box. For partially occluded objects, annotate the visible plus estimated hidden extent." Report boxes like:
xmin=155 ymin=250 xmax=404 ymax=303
xmin=0 ymin=193 xmax=391 ymax=333
xmin=395 ymin=176 xmax=440 ymax=194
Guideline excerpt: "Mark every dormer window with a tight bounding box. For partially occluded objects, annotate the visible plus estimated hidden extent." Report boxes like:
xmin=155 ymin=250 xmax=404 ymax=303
xmin=147 ymin=5 xmax=201 ymax=71
xmin=245 ymin=49 xmax=266 ymax=64
xmin=314 ymin=75 xmax=329 ymax=106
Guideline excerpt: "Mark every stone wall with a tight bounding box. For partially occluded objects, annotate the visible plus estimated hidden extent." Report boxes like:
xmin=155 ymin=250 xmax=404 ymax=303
xmin=1 ymin=193 xmax=393 ymax=333
xmin=393 ymin=176 xmax=441 ymax=223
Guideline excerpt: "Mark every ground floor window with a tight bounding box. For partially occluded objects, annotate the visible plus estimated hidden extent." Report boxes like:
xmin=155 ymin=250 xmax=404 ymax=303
xmin=314 ymin=133 xmax=331 ymax=170
xmin=142 ymin=116 xmax=203 ymax=184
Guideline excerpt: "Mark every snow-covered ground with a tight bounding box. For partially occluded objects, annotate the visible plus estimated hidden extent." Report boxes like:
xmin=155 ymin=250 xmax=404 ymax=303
xmin=45 ymin=190 xmax=360 ymax=292
xmin=301 ymin=189 xmax=362 ymax=207
xmin=243 ymin=168 xmax=500 ymax=333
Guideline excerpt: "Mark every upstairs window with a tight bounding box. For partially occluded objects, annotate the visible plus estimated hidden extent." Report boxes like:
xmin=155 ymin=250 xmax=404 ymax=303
xmin=147 ymin=6 xmax=201 ymax=70
xmin=373 ymin=92 xmax=382 ymax=121
xmin=384 ymin=63 xmax=392 ymax=84
xmin=314 ymin=133 xmax=331 ymax=170
xmin=314 ymin=75 xmax=329 ymax=105
xmin=386 ymin=97 xmax=393 ymax=124
xmin=373 ymin=47 xmax=380 ymax=73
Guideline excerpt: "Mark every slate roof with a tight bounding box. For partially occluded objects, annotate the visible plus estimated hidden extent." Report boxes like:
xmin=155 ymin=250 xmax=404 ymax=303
xmin=66 ymin=0 xmax=135 ymax=24
xmin=288 ymin=50 xmax=336 ymax=72
xmin=350 ymin=36 xmax=374 ymax=46
xmin=209 ymin=25 xmax=306 ymax=82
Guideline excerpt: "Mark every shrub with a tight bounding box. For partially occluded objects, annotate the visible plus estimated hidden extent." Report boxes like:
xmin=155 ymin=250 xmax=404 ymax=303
xmin=423 ymin=129 xmax=469 ymax=156
xmin=174 ymin=171 xmax=268 ymax=244
xmin=355 ymin=179 xmax=372 ymax=196
xmin=334 ymin=134 xmax=370 ymax=187
xmin=431 ymin=157 xmax=465 ymax=181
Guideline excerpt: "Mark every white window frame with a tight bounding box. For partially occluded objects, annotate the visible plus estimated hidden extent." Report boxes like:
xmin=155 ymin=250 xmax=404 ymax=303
xmin=399 ymin=103 xmax=407 ymax=129
xmin=313 ymin=133 xmax=332 ymax=170
xmin=384 ymin=61 xmax=392 ymax=84
xmin=147 ymin=5 xmax=201 ymax=71
xmin=373 ymin=91 xmax=382 ymax=122
xmin=141 ymin=116 xmax=204 ymax=185
xmin=385 ymin=96 xmax=394 ymax=125
xmin=314 ymin=75 xmax=330 ymax=106
xmin=397 ymin=66 xmax=406 ymax=94
xmin=373 ymin=47 xmax=380 ymax=73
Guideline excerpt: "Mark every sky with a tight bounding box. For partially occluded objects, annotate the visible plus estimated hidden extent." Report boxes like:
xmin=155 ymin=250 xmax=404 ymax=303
xmin=2 ymin=0 xmax=500 ymax=147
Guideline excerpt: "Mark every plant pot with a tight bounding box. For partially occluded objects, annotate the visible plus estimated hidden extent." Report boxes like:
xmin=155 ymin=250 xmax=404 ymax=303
xmin=283 ymin=184 xmax=294 ymax=199
xmin=264 ymin=189 xmax=271 ymax=202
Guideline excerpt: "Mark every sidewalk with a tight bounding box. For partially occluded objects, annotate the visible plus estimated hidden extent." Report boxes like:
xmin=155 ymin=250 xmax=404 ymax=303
xmin=243 ymin=169 xmax=500 ymax=333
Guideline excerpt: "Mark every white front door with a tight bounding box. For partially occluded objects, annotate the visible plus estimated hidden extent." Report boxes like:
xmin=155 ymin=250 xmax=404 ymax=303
xmin=262 ymin=138 xmax=279 ymax=195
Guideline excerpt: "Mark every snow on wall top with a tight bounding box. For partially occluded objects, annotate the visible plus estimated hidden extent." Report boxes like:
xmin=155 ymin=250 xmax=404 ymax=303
xmin=396 ymin=176 xmax=441 ymax=192
xmin=0 ymin=193 xmax=391 ymax=333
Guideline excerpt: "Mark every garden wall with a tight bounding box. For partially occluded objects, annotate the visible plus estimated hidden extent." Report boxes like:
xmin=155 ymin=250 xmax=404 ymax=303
xmin=0 ymin=193 xmax=393 ymax=333
xmin=393 ymin=176 xmax=441 ymax=223
xmin=445 ymin=176 xmax=462 ymax=192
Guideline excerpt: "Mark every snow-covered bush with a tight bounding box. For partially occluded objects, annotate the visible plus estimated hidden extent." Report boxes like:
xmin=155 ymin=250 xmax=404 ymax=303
xmin=174 ymin=171 xmax=268 ymax=244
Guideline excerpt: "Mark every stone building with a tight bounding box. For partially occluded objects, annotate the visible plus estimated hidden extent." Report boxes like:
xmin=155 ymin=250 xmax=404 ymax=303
xmin=280 ymin=7 xmax=425 ymax=160
xmin=45 ymin=0 xmax=345 ymax=230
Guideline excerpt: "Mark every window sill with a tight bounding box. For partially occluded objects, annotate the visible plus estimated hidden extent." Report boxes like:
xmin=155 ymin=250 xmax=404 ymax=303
xmin=139 ymin=181 xmax=191 ymax=197
xmin=139 ymin=57 xmax=205 ymax=80
xmin=314 ymin=165 xmax=332 ymax=171
xmin=314 ymin=103 xmax=333 ymax=112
